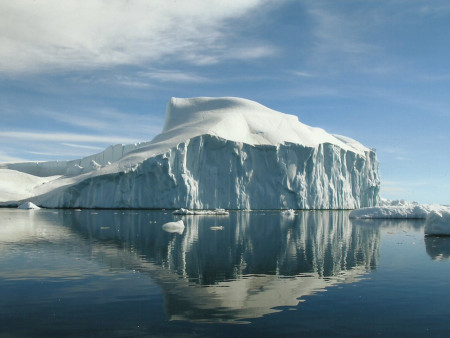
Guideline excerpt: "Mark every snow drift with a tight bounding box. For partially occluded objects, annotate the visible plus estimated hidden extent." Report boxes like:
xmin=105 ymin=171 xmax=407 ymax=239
xmin=0 ymin=97 xmax=380 ymax=209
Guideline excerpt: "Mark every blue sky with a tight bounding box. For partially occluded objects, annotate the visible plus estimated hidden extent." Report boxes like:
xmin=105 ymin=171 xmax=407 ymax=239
xmin=1 ymin=0 xmax=449 ymax=204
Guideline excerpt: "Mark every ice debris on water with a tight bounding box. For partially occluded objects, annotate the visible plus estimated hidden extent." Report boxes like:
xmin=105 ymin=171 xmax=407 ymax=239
xmin=282 ymin=209 xmax=296 ymax=216
xmin=173 ymin=208 xmax=229 ymax=215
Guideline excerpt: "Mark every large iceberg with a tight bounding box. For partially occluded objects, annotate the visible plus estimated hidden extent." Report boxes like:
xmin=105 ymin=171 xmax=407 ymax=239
xmin=0 ymin=97 xmax=380 ymax=209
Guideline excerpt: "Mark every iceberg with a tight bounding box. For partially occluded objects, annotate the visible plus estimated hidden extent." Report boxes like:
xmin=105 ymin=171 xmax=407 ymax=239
xmin=349 ymin=200 xmax=450 ymax=220
xmin=0 ymin=97 xmax=380 ymax=209
xmin=424 ymin=210 xmax=450 ymax=236
xmin=162 ymin=220 xmax=185 ymax=234
xmin=17 ymin=201 xmax=40 ymax=210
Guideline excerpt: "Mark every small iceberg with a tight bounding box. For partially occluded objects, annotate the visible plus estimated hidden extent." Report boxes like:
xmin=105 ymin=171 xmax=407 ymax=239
xmin=17 ymin=202 xmax=40 ymax=210
xmin=349 ymin=200 xmax=449 ymax=219
xmin=282 ymin=209 xmax=296 ymax=216
xmin=349 ymin=205 xmax=429 ymax=219
xmin=173 ymin=208 xmax=229 ymax=216
xmin=162 ymin=220 xmax=185 ymax=234
xmin=424 ymin=210 xmax=450 ymax=236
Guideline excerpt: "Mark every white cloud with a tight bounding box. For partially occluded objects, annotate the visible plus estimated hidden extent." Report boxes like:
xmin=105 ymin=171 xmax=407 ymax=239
xmin=140 ymin=70 xmax=210 ymax=83
xmin=33 ymin=107 xmax=164 ymax=137
xmin=0 ymin=131 xmax=137 ymax=144
xmin=61 ymin=143 xmax=104 ymax=151
xmin=0 ymin=0 xmax=272 ymax=74
xmin=0 ymin=151 xmax=27 ymax=163
xmin=292 ymin=71 xmax=315 ymax=78
xmin=307 ymin=6 xmax=373 ymax=56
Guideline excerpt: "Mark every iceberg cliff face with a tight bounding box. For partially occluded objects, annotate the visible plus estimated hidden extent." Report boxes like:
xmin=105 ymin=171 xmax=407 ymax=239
xmin=1 ymin=97 xmax=380 ymax=209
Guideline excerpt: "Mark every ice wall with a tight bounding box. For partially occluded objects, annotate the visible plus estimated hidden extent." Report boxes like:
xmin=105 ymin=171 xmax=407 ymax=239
xmin=36 ymin=134 xmax=379 ymax=209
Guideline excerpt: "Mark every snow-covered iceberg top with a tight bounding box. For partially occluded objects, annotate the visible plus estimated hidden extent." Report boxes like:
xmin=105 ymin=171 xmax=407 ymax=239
xmin=154 ymin=97 xmax=370 ymax=154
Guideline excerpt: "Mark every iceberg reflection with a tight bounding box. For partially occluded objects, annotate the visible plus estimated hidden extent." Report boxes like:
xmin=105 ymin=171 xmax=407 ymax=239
xmin=60 ymin=210 xmax=381 ymax=323
xmin=425 ymin=236 xmax=450 ymax=260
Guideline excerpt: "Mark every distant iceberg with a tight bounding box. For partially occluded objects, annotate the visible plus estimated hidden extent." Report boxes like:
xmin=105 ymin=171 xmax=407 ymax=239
xmin=17 ymin=201 xmax=41 ymax=210
xmin=0 ymin=97 xmax=380 ymax=209
xmin=349 ymin=200 xmax=449 ymax=220
xmin=425 ymin=210 xmax=450 ymax=236
xmin=349 ymin=199 xmax=450 ymax=236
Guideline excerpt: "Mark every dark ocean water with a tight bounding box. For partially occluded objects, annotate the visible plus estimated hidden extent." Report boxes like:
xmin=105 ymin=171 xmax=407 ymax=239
xmin=0 ymin=208 xmax=449 ymax=337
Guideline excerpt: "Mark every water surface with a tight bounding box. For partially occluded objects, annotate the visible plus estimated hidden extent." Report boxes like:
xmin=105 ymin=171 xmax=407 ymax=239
xmin=0 ymin=209 xmax=449 ymax=337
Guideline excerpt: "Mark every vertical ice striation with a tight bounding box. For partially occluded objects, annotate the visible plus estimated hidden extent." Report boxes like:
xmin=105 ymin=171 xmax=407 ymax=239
xmin=37 ymin=134 xmax=379 ymax=209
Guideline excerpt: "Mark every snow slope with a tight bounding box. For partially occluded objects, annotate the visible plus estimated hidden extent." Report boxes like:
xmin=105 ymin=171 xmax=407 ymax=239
xmin=0 ymin=169 xmax=60 ymax=205
xmin=0 ymin=97 xmax=380 ymax=209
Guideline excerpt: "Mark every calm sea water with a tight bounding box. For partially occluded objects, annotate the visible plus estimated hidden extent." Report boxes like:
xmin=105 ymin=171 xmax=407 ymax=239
xmin=1 ymin=208 xmax=449 ymax=337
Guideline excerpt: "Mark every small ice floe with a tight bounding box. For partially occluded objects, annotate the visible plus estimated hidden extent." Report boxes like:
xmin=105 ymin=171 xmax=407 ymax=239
xmin=173 ymin=208 xmax=229 ymax=216
xmin=282 ymin=209 xmax=296 ymax=216
xmin=424 ymin=210 xmax=450 ymax=236
xmin=210 ymin=226 xmax=224 ymax=231
xmin=162 ymin=220 xmax=185 ymax=234
xmin=173 ymin=208 xmax=195 ymax=215
xmin=17 ymin=202 xmax=40 ymax=210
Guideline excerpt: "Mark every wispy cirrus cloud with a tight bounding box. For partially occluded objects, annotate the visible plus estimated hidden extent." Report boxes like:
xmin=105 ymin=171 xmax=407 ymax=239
xmin=140 ymin=70 xmax=210 ymax=83
xmin=61 ymin=143 xmax=105 ymax=151
xmin=0 ymin=0 xmax=274 ymax=74
xmin=0 ymin=151 xmax=28 ymax=163
xmin=0 ymin=131 xmax=137 ymax=144
xmin=34 ymin=107 xmax=164 ymax=137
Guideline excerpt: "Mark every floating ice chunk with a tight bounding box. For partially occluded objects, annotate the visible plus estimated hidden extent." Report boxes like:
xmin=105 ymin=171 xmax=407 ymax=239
xmin=211 ymin=209 xmax=229 ymax=215
xmin=173 ymin=208 xmax=229 ymax=216
xmin=162 ymin=220 xmax=185 ymax=234
xmin=18 ymin=202 xmax=40 ymax=210
xmin=282 ymin=209 xmax=296 ymax=216
xmin=424 ymin=210 xmax=450 ymax=236
xmin=173 ymin=208 xmax=195 ymax=215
